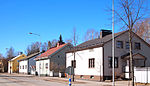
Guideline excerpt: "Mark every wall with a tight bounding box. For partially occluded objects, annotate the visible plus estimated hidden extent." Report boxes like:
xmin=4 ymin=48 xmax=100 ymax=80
xmin=19 ymin=60 xmax=28 ymax=74
xmin=8 ymin=61 xmax=13 ymax=73
xmin=28 ymin=55 xmax=39 ymax=74
xmin=66 ymin=47 xmax=103 ymax=78
xmin=36 ymin=59 xmax=50 ymax=76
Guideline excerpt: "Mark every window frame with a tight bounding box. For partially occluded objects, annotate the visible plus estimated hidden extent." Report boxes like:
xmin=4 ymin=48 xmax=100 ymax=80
xmin=89 ymin=58 xmax=95 ymax=68
xmin=116 ymin=41 xmax=123 ymax=49
xmin=108 ymin=57 xmax=118 ymax=68
xmin=45 ymin=63 xmax=48 ymax=69
xmin=126 ymin=42 xmax=129 ymax=49
xmin=134 ymin=42 xmax=141 ymax=50
xmin=23 ymin=65 xmax=24 ymax=69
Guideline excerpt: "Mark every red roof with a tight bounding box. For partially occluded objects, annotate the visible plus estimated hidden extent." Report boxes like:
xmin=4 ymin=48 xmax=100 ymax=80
xmin=35 ymin=43 xmax=67 ymax=60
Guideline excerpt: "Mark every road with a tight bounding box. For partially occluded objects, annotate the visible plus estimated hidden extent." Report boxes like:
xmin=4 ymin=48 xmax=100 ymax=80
xmin=0 ymin=73 xmax=144 ymax=86
xmin=0 ymin=74 xmax=68 ymax=86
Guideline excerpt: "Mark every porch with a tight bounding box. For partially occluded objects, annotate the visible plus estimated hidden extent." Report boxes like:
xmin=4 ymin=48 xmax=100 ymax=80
xmin=121 ymin=53 xmax=146 ymax=79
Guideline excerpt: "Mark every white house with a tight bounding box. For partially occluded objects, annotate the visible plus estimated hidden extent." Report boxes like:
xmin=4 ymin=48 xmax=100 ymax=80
xmin=19 ymin=52 xmax=41 ymax=75
xmin=35 ymin=43 xmax=72 ymax=76
xmin=66 ymin=30 xmax=150 ymax=81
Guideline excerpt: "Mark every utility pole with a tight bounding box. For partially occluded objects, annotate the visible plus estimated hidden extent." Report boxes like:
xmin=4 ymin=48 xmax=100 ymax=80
xmin=72 ymin=28 xmax=77 ymax=82
xmin=112 ymin=0 xmax=115 ymax=86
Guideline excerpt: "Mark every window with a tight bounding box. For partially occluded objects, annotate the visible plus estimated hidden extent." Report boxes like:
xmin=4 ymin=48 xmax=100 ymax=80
xmin=39 ymin=63 xmax=41 ymax=69
xmin=116 ymin=41 xmax=123 ymax=48
xmin=71 ymin=60 xmax=76 ymax=68
xmin=20 ymin=66 xmax=21 ymax=69
xmin=108 ymin=57 xmax=118 ymax=68
xmin=89 ymin=58 xmax=95 ymax=68
xmin=45 ymin=63 xmax=48 ymax=69
xmin=23 ymin=65 xmax=24 ymax=69
xmin=134 ymin=42 xmax=141 ymax=50
xmin=126 ymin=42 xmax=129 ymax=49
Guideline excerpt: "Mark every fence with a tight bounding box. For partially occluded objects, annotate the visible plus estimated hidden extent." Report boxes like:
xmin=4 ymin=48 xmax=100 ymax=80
xmin=134 ymin=67 xmax=150 ymax=83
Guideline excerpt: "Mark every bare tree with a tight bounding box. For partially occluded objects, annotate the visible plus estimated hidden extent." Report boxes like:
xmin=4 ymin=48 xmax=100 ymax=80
xmin=41 ymin=42 xmax=48 ymax=52
xmin=0 ymin=54 xmax=8 ymax=72
xmin=84 ymin=29 xmax=99 ymax=41
xmin=65 ymin=39 xmax=73 ymax=44
xmin=0 ymin=54 xmax=4 ymax=72
xmin=133 ymin=18 xmax=150 ymax=43
xmin=47 ymin=41 xmax=52 ymax=49
xmin=50 ymin=62 xmax=65 ymax=73
xmin=114 ymin=0 xmax=148 ymax=85
xmin=6 ymin=47 xmax=15 ymax=59
xmin=26 ymin=42 xmax=40 ymax=56
xmin=0 ymin=53 xmax=3 ymax=58
xmin=51 ymin=39 xmax=58 ymax=47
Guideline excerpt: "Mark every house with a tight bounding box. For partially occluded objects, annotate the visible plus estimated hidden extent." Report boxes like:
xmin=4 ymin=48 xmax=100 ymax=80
xmin=8 ymin=53 xmax=26 ymax=73
xmin=66 ymin=30 xmax=150 ymax=81
xmin=19 ymin=52 xmax=41 ymax=75
xmin=35 ymin=43 xmax=72 ymax=76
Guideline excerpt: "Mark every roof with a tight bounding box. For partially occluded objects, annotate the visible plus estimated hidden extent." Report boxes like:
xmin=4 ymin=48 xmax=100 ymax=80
xmin=68 ymin=30 xmax=127 ymax=52
xmin=9 ymin=54 xmax=26 ymax=61
xmin=121 ymin=53 xmax=146 ymax=60
xmin=19 ymin=52 xmax=41 ymax=61
xmin=35 ymin=43 xmax=68 ymax=60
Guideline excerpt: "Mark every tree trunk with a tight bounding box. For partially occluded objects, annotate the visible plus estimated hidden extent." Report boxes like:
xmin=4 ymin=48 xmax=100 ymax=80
xmin=129 ymin=29 xmax=134 ymax=86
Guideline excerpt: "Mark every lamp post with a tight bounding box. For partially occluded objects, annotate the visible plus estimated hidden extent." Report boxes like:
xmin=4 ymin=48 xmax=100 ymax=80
xmin=29 ymin=32 xmax=41 ymax=77
xmin=112 ymin=0 xmax=115 ymax=86
xmin=29 ymin=32 xmax=41 ymax=52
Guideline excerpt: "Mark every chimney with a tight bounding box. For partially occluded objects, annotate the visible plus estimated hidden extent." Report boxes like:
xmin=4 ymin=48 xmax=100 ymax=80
xmin=57 ymin=43 xmax=60 ymax=47
xmin=100 ymin=29 xmax=112 ymax=38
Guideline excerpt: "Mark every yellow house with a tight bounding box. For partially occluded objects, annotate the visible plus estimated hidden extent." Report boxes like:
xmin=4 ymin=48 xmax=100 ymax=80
xmin=8 ymin=54 xmax=26 ymax=73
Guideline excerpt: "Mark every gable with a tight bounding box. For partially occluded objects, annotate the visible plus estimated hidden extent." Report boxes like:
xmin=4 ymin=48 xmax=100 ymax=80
xmin=105 ymin=30 xmax=150 ymax=49
xmin=11 ymin=54 xmax=26 ymax=61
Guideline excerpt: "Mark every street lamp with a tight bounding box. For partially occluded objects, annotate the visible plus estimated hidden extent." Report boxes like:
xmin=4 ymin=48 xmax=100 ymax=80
xmin=29 ymin=32 xmax=40 ymax=36
xmin=112 ymin=0 xmax=115 ymax=86
xmin=29 ymin=32 xmax=41 ymax=77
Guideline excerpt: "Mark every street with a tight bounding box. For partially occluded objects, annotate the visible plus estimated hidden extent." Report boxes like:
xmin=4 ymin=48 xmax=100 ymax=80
xmin=0 ymin=73 xmax=68 ymax=86
xmin=0 ymin=73 xmax=146 ymax=86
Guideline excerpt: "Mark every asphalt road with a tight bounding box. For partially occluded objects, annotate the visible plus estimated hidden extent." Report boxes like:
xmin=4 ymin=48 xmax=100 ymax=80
xmin=0 ymin=74 xmax=67 ymax=86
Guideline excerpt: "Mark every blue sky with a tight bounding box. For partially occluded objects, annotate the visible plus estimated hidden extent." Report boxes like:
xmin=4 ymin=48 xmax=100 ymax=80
xmin=0 ymin=0 xmax=149 ymax=56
